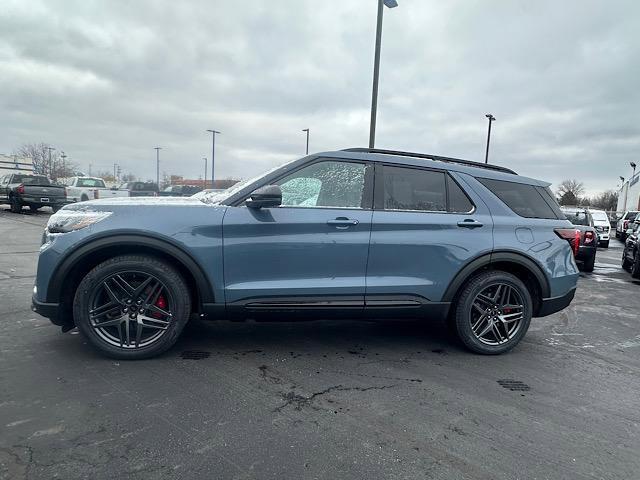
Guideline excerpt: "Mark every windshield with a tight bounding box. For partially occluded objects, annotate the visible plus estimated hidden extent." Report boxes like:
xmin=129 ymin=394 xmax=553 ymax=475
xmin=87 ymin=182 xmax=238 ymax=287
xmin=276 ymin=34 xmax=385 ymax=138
xmin=562 ymin=210 xmax=590 ymax=226
xmin=625 ymin=211 xmax=639 ymax=220
xmin=77 ymin=178 xmax=106 ymax=188
xmin=590 ymin=211 xmax=608 ymax=222
xmin=200 ymin=160 xmax=291 ymax=204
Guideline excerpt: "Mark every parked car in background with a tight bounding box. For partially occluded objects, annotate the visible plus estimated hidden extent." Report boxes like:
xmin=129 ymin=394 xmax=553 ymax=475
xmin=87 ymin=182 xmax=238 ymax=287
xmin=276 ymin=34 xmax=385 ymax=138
xmin=65 ymin=176 xmax=129 ymax=202
xmin=33 ymin=148 xmax=580 ymax=359
xmin=159 ymin=185 xmax=202 ymax=197
xmin=560 ymin=207 xmax=598 ymax=272
xmin=190 ymin=188 xmax=225 ymax=200
xmin=0 ymin=173 xmax=67 ymax=213
xmin=616 ymin=211 xmax=639 ymax=241
xmin=622 ymin=214 xmax=640 ymax=278
xmin=589 ymin=209 xmax=611 ymax=248
xmin=118 ymin=182 xmax=158 ymax=197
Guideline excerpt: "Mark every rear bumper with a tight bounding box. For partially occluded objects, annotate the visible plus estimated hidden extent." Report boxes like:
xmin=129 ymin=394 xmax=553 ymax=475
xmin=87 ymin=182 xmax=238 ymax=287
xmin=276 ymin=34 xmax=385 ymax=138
xmin=576 ymin=245 xmax=596 ymax=261
xmin=536 ymin=287 xmax=576 ymax=317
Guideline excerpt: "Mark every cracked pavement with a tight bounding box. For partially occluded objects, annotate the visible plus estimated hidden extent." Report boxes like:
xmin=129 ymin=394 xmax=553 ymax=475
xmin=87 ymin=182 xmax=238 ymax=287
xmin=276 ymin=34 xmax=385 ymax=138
xmin=1 ymin=209 xmax=639 ymax=479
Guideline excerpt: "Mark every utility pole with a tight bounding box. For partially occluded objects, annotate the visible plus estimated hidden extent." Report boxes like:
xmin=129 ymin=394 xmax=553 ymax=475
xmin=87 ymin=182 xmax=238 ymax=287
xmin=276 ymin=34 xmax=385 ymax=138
xmin=89 ymin=163 xmax=92 ymax=176
xmin=46 ymin=147 xmax=55 ymax=178
xmin=203 ymin=157 xmax=208 ymax=188
xmin=154 ymin=147 xmax=162 ymax=187
xmin=484 ymin=114 xmax=496 ymax=164
xmin=620 ymin=176 xmax=628 ymax=211
xmin=113 ymin=163 xmax=117 ymax=182
xmin=302 ymin=128 xmax=310 ymax=155
xmin=60 ymin=151 xmax=67 ymax=177
xmin=206 ymin=130 xmax=220 ymax=188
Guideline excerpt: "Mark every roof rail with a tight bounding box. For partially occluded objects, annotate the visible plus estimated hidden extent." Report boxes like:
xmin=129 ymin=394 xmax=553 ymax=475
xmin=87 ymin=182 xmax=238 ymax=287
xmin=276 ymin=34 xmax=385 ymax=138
xmin=341 ymin=148 xmax=517 ymax=175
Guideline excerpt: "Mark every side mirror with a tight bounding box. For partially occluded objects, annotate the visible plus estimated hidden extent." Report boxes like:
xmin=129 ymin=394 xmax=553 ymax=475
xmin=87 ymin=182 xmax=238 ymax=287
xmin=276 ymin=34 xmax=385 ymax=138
xmin=246 ymin=185 xmax=282 ymax=209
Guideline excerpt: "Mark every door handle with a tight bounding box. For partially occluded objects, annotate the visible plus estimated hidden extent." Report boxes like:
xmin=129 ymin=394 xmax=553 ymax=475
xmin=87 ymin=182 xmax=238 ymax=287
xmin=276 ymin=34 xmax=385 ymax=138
xmin=457 ymin=219 xmax=483 ymax=229
xmin=327 ymin=217 xmax=359 ymax=229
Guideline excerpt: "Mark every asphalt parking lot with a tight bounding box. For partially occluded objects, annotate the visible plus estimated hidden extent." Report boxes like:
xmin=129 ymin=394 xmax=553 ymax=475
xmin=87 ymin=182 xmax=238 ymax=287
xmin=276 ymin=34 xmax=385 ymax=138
xmin=1 ymin=209 xmax=639 ymax=480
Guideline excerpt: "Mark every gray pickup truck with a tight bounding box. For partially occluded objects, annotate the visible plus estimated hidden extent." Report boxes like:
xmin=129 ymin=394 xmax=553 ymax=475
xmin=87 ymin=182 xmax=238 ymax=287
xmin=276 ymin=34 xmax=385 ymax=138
xmin=0 ymin=173 xmax=67 ymax=213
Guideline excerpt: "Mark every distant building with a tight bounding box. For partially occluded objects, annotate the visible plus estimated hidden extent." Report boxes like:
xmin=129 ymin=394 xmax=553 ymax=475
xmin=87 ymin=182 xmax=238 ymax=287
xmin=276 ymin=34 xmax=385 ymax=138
xmin=617 ymin=172 xmax=640 ymax=212
xmin=0 ymin=154 xmax=34 ymax=175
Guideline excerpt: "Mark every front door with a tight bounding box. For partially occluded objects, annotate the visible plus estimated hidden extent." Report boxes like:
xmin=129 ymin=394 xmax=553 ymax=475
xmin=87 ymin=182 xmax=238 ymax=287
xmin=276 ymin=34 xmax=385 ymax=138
xmin=222 ymin=159 xmax=373 ymax=316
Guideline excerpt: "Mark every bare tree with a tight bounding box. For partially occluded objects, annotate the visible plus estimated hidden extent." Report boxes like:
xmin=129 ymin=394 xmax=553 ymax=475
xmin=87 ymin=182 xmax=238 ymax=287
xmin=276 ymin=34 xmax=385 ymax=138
xmin=556 ymin=179 xmax=585 ymax=205
xmin=15 ymin=142 xmax=77 ymax=179
xmin=590 ymin=190 xmax=618 ymax=211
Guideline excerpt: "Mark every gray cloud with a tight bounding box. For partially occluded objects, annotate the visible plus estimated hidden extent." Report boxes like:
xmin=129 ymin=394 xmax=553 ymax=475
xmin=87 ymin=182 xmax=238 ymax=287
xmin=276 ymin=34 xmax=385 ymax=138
xmin=1 ymin=0 xmax=638 ymax=194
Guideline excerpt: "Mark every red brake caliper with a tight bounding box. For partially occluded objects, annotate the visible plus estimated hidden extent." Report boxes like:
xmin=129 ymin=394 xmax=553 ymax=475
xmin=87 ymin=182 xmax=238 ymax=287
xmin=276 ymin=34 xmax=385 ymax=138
xmin=153 ymin=295 xmax=167 ymax=318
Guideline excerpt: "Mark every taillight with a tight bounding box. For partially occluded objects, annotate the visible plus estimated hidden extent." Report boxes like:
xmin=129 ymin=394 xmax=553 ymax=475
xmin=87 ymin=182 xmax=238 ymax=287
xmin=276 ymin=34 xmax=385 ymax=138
xmin=64 ymin=187 xmax=68 ymax=197
xmin=623 ymin=220 xmax=629 ymax=230
xmin=555 ymin=228 xmax=581 ymax=256
xmin=16 ymin=184 xmax=25 ymax=194
xmin=94 ymin=189 xmax=99 ymax=199
xmin=584 ymin=231 xmax=595 ymax=244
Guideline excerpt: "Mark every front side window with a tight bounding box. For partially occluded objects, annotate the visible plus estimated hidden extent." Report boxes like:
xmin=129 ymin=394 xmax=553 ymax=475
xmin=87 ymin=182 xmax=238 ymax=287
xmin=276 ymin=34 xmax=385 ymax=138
xmin=382 ymin=166 xmax=446 ymax=212
xmin=276 ymin=161 xmax=367 ymax=208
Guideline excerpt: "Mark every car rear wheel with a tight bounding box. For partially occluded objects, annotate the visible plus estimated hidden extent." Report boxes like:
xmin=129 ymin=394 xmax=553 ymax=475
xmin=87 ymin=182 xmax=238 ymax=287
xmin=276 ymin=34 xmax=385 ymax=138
xmin=9 ymin=196 xmax=21 ymax=213
xmin=631 ymin=253 xmax=640 ymax=279
xmin=452 ymin=271 xmax=532 ymax=355
xmin=73 ymin=255 xmax=191 ymax=359
xmin=600 ymin=240 xmax=609 ymax=248
xmin=622 ymin=250 xmax=632 ymax=271
xmin=582 ymin=253 xmax=595 ymax=273
xmin=29 ymin=205 xmax=40 ymax=212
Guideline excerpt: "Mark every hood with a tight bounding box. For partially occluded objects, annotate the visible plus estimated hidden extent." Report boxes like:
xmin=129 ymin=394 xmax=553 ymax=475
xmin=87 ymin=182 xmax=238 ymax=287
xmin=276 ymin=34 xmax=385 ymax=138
xmin=63 ymin=196 xmax=204 ymax=210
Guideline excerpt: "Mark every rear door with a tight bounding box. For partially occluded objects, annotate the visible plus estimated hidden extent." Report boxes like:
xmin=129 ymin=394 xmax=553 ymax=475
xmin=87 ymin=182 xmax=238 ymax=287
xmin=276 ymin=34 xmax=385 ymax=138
xmin=366 ymin=164 xmax=493 ymax=310
xmin=222 ymin=158 xmax=374 ymax=315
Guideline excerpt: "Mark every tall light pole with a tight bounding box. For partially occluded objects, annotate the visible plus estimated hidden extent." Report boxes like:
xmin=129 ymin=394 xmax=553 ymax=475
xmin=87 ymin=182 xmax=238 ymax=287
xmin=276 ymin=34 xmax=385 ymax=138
xmin=484 ymin=114 xmax=496 ymax=164
xmin=203 ymin=157 xmax=208 ymax=188
xmin=154 ymin=147 xmax=161 ymax=187
xmin=302 ymin=128 xmax=310 ymax=155
xmin=631 ymin=161 xmax=637 ymax=180
xmin=206 ymin=130 xmax=220 ymax=188
xmin=46 ymin=147 xmax=55 ymax=177
xmin=369 ymin=0 xmax=398 ymax=149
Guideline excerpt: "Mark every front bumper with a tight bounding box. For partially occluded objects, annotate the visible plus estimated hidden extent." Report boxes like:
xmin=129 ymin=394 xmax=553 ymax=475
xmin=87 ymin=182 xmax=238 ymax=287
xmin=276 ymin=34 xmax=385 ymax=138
xmin=537 ymin=287 xmax=576 ymax=317
xmin=31 ymin=294 xmax=64 ymax=325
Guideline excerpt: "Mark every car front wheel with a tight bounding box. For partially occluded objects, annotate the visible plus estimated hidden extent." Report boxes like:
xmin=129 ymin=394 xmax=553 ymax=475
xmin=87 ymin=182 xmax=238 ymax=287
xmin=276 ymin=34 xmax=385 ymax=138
xmin=73 ymin=255 xmax=191 ymax=359
xmin=452 ymin=271 xmax=532 ymax=355
xmin=631 ymin=252 xmax=640 ymax=279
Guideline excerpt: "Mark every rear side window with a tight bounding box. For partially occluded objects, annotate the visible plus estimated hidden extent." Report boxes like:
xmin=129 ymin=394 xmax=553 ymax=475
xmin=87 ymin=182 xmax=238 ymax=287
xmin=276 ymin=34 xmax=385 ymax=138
xmin=478 ymin=178 xmax=559 ymax=219
xmin=382 ymin=166 xmax=446 ymax=212
xmin=447 ymin=176 xmax=474 ymax=213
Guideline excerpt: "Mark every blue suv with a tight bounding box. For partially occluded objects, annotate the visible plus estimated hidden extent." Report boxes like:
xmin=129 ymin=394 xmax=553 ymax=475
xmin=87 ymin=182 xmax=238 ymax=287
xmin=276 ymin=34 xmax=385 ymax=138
xmin=32 ymin=148 xmax=579 ymax=359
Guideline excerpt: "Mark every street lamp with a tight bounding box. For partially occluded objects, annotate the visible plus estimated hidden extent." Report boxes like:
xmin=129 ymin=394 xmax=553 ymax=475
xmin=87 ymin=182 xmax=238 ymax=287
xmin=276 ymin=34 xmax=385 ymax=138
xmin=203 ymin=157 xmax=208 ymax=188
xmin=631 ymin=161 xmax=637 ymax=179
xmin=620 ymin=176 xmax=628 ymax=211
xmin=484 ymin=114 xmax=496 ymax=164
xmin=206 ymin=130 xmax=221 ymax=187
xmin=60 ymin=151 xmax=67 ymax=177
xmin=302 ymin=128 xmax=310 ymax=155
xmin=46 ymin=147 xmax=55 ymax=177
xmin=368 ymin=0 xmax=398 ymax=149
xmin=154 ymin=147 xmax=162 ymax=187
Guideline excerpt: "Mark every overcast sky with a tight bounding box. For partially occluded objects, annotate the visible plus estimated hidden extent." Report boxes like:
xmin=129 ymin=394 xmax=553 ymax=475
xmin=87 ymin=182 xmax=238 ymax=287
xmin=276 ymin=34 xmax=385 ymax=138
xmin=1 ymin=0 xmax=638 ymax=194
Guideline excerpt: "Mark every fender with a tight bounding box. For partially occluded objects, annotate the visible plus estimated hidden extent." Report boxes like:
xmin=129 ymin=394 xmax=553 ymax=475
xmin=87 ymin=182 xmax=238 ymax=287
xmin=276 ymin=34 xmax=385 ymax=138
xmin=46 ymin=233 xmax=215 ymax=304
xmin=442 ymin=250 xmax=550 ymax=302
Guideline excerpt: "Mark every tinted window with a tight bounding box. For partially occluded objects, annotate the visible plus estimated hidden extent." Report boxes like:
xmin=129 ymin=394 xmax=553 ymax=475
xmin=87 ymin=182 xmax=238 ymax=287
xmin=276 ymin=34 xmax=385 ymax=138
xmin=383 ymin=166 xmax=446 ymax=212
xmin=12 ymin=175 xmax=50 ymax=185
xmin=562 ymin=209 xmax=590 ymax=226
xmin=276 ymin=161 xmax=366 ymax=208
xmin=478 ymin=178 xmax=558 ymax=219
xmin=536 ymin=186 xmax=566 ymax=219
xmin=447 ymin=175 xmax=473 ymax=213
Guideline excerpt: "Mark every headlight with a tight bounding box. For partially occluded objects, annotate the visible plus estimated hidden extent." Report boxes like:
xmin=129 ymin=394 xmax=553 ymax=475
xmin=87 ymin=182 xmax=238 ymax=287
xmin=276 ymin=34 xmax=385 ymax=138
xmin=46 ymin=210 xmax=112 ymax=234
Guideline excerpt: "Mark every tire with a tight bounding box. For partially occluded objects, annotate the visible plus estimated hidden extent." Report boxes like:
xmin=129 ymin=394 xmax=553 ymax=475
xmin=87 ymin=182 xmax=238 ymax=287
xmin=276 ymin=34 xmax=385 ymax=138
xmin=9 ymin=196 xmax=21 ymax=213
xmin=452 ymin=270 xmax=532 ymax=355
xmin=582 ymin=253 xmax=595 ymax=273
xmin=73 ymin=255 xmax=191 ymax=360
xmin=51 ymin=205 xmax=61 ymax=213
xmin=29 ymin=205 xmax=40 ymax=212
xmin=80 ymin=194 xmax=89 ymax=202
xmin=631 ymin=253 xmax=640 ymax=279
xmin=622 ymin=250 xmax=632 ymax=272
xmin=600 ymin=240 xmax=609 ymax=248
xmin=615 ymin=231 xmax=620 ymax=239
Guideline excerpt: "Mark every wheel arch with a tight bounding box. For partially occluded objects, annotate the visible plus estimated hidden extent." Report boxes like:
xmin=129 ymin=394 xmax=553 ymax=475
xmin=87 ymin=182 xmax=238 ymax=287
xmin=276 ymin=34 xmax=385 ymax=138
xmin=443 ymin=251 xmax=550 ymax=316
xmin=48 ymin=234 xmax=215 ymax=320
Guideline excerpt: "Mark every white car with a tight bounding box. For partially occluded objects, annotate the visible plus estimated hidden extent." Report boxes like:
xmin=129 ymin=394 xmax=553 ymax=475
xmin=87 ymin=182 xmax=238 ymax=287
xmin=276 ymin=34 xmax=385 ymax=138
xmin=616 ymin=211 xmax=640 ymax=241
xmin=65 ymin=176 xmax=129 ymax=202
xmin=589 ymin=209 xmax=611 ymax=248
